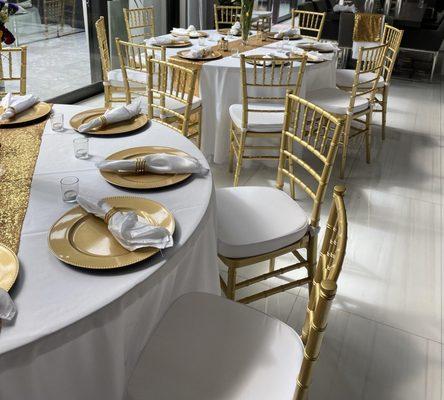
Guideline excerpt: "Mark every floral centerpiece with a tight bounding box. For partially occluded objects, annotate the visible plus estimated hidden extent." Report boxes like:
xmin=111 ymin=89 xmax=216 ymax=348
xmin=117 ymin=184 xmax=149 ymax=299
xmin=241 ymin=0 xmax=254 ymax=44
xmin=0 ymin=1 xmax=18 ymax=45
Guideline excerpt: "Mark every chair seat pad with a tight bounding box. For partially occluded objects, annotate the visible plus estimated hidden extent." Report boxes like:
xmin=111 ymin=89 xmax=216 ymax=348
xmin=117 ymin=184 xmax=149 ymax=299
xmin=127 ymin=292 xmax=304 ymax=400
xmin=217 ymin=186 xmax=309 ymax=259
xmin=336 ymin=69 xmax=385 ymax=89
xmin=229 ymin=103 xmax=285 ymax=133
xmin=152 ymin=95 xmax=201 ymax=117
xmin=107 ymin=69 xmax=147 ymax=87
xmin=306 ymin=87 xmax=369 ymax=115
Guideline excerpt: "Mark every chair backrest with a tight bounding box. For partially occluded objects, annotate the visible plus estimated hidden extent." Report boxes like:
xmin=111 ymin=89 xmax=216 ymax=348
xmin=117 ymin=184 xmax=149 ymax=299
xmin=115 ymin=39 xmax=166 ymax=105
xmin=239 ymin=54 xmax=307 ymax=131
xmin=291 ymin=9 xmax=326 ymax=41
xmin=296 ymin=185 xmax=348 ymax=399
xmin=348 ymin=43 xmax=388 ymax=113
xmin=95 ymin=16 xmax=111 ymax=82
xmin=123 ymin=7 xmax=155 ymax=43
xmin=214 ymin=4 xmax=242 ymax=30
xmin=0 ymin=46 xmax=27 ymax=96
xmin=380 ymin=24 xmax=403 ymax=83
xmin=147 ymin=58 xmax=198 ymax=136
xmin=276 ymin=94 xmax=344 ymax=229
xmin=43 ymin=0 xmax=63 ymax=26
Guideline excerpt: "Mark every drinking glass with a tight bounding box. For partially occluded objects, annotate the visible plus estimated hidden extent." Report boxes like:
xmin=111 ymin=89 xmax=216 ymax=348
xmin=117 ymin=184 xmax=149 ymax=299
xmin=73 ymin=136 xmax=89 ymax=159
xmin=198 ymin=36 xmax=206 ymax=46
xmin=50 ymin=112 xmax=64 ymax=132
xmin=281 ymin=36 xmax=290 ymax=52
xmin=60 ymin=176 xmax=79 ymax=203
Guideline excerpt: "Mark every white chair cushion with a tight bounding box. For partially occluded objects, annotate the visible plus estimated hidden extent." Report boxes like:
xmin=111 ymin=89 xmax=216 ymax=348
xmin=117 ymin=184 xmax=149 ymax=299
xmin=336 ymin=69 xmax=385 ymax=89
xmin=127 ymin=292 xmax=304 ymax=400
xmin=306 ymin=87 xmax=370 ymax=115
xmin=107 ymin=69 xmax=147 ymax=87
xmin=217 ymin=186 xmax=309 ymax=259
xmin=152 ymin=95 xmax=201 ymax=117
xmin=229 ymin=103 xmax=285 ymax=133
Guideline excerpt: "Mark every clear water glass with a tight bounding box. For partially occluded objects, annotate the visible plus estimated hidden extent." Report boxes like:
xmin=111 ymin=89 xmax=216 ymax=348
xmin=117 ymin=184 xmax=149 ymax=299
xmin=50 ymin=112 xmax=64 ymax=132
xmin=73 ymin=136 xmax=89 ymax=159
xmin=282 ymin=36 xmax=290 ymax=52
xmin=60 ymin=176 xmax=79 ymax=203
xmin=198 ymin=36 xmax=206 ymax=46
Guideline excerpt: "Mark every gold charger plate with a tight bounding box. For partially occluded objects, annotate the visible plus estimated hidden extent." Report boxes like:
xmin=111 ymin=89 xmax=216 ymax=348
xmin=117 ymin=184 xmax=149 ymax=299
xmin=0 ymin=244 xmax=19 ymax=292
xmin=152 ymin=40 xmax=192 ymax=48
xmin=100 ymin=146 xmax=192 ymax=190
xmin=177 ymin=49 xmax=222 ymax=62
xmin=297 ymin=44 xmax=334 ymax=53
xmin=70 ymin=108 xmax=149 ymax=135
xmin=171 ymin=30 xmax=208 ymax=38
xmin=267 ymin=32 xmax=302 ymax=41
xmin=48 ymin=196 xmax=175 ymax=270
xmin=217 ymin=28 xmax=241 ymax=36
xmin=0 ymin=102 xmax=52 ymax=127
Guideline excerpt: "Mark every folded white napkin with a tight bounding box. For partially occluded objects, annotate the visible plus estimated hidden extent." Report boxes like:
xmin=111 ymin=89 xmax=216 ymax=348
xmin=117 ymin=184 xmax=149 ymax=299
xmin=274 ymin=27 xmax=299 ymax=39
xmin=0 ymin=288 xmax=16 ymax=321
xmin=230 ymin=21 xmax=241 ymax=35
xmin=307 ymin=51 xmax=325 ymax=62
xmin=78 ymin=102 xmax=141 ymax=133
xmin=290 ymin=46 xmax=306 ymax=56
xmin=333 ymin=4 xmax=357 ymax=12
xmin=298 ymin=42 xmax=339 ymax=52
xmin=0 ymin=93 xmax=40 ymax=121
xmin=146 ymin=34 xmax=188 ymax=46
xmin=77 ymin=195 xmax=174 ymax=252
xmin=172 ymin=25 xmax=198 ymax=37
xmin=97 ymin=153 xmax=209 ymax=175
xmin=186 ymin=46 xmax=212 ymax=59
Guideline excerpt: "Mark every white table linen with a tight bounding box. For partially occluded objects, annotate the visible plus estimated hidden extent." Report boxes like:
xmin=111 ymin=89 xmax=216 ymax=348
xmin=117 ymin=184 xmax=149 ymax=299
xmin=0 ymin=104 xmax=219 ymax=400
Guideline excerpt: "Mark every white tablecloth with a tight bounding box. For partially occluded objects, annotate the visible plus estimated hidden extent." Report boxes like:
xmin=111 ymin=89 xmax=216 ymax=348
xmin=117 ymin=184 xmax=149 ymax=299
xmin=0 ymin=105 xmax=219 ymax=400
xmin=163 ymin=31 xmax=337 ymax=163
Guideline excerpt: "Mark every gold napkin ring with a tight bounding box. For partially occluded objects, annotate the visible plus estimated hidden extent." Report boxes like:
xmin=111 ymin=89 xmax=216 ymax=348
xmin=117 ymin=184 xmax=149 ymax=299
xmin=135 ymin=158 xmax=146 ymax=174
xmin=99 ymin=115 xmax=107 ymax=128
xmin=104 ymin=208 xmax=119 ymax=224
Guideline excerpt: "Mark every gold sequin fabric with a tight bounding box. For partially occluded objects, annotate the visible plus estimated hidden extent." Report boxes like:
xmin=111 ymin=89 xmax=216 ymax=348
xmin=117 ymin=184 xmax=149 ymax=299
xmin=0 ymin=121 xmax=46 ymax=253
xmin=352 ymin=13 xmax=384 ymax=42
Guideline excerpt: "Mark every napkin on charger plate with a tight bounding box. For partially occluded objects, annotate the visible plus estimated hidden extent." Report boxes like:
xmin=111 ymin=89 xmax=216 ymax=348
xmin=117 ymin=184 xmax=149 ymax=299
xmin=306 ymin=51 xmax=326 ymax=62
xmin=0 ymin=93 xmax=40 ymax=121
xmin=78 ymin=102 xmax=141 ymax=133
xmin=274 ymin=27 xmax=299 ymax=39
xmin=230 ymin=21 xmax=241 ymax=35
xmin=298 ymin=41 xmax=339 ymax=52
xmin=186 ymin=46 xmax=212 ymax=59
xmin=333 ymin=3 xmax=357 ymax=12
xmin=0 ymin=288 xmax=16 ymax=321
xmin=172 ymin=25 xmax=199 ymax=37
xmin=146 ymin=34 xmax=188 ymax=46
xmin=77 ymin=195 xmax=174 ymax=251
xmin=97 ymin=153 xmax=209 ymax=175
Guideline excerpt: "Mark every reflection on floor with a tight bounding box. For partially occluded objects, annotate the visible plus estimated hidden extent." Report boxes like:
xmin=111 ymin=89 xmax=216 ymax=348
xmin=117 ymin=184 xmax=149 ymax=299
xmin=79 ymin=78 xmax=443 ymax=399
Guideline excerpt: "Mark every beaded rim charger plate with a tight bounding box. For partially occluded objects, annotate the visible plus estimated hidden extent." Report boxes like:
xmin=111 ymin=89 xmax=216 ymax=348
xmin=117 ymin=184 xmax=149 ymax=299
xmin=0 ymin=102 xmax=52 ymax=127
xmin=152 ymin=40 xmax=192 ymax=48
xmin=70 ymin=108 xmax=149 ymax=135
xmin=267 ymin=32 xmax=302 ymax=40
xmin=171 ymin=30 xmax=208 ymax=38
xmin=48 ymin=196 xmax=175 ymax=270
xmin=100 ymin=146 xmax=192 ymax=189
xmin=297 ymin=44 xmax=334 ymax=53
xmin=0 ymin=244 xmax=19 ymax=292
xmin=177 ymin=49 xmax=222 ymax=61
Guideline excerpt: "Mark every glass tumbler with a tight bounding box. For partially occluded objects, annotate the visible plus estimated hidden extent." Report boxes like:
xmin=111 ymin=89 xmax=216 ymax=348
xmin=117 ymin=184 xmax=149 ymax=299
xmin=60 ymin=176 xmax=79 ymax=203
xmin=50 ymin=112 xmax=64 ymax=132
xmin=73 ymin=136 xmax=89 ymax=160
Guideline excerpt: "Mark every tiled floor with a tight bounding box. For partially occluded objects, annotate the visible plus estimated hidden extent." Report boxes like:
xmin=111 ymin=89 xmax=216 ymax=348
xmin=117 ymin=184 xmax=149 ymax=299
xmin=79 ymin=78 xmax=443 ymax=399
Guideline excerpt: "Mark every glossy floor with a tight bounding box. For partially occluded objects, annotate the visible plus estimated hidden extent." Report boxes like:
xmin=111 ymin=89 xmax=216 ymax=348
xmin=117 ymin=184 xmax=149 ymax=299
xmin=80 ymin=78 xmax=443 ymax=399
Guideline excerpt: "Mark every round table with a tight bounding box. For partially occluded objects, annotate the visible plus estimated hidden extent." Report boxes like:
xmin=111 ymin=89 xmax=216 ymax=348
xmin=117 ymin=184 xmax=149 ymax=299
xmin=0 ymin=104 xmax=220 ymax=400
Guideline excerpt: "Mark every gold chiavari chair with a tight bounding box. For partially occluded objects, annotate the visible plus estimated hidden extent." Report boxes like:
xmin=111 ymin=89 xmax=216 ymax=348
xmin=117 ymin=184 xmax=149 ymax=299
xmin=126 ymin=187 xmax=347 ymax=400
xmin=147 ymin=58 xmax=202 ymax=143
xmin=307 ymin=43 xmax=388 ymax=178
xmin=62 ymin=0 xmax=76 ymax=28
xmin=123 ymin=7 xmax=155 ymax=43
xmin=336 ymin=24 xmax=403 ymax=140
xmin=218 ymin=94 xmax=344 ymax=304
xmin=96 ymin=17 xmax=129 ymax=108
xmin=0 ymin=46 xmax=27 ymax=97
xmin=291 ymin=9 xmax=326 ymax=41
xmin=229 ymin=54 xmax=307 ymax=186
xmin=43 ymin=0 xmax=63 ymax=35
xmin=214 ymin=4 xmax=242 ymax=31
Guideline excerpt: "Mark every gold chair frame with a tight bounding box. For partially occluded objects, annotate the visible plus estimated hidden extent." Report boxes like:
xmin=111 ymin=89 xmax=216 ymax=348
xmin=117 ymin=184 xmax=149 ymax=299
xmin=43 ymin=0 xmax=63 ymax=35
xmin=123 ymin=7 xmax=155 ymax=43
xmin=220 ymin=94 xmax=344 ymax=304
xmin=0 ymin=46 xmax=27 ymax=97
xmin=230 ymin=54 xmax=308 ymax=186
xmin=291 ymin=9 xmax=326 ymax=41
xmin=214 ymin=4 xmax=242 ymax=31
xmin=335 ymin=43 xmax=388 ymax=178
xmin=295 ymin=185 xmax=348 ymax=399
xmin=96 ymin=17 xmax=128 ymax=108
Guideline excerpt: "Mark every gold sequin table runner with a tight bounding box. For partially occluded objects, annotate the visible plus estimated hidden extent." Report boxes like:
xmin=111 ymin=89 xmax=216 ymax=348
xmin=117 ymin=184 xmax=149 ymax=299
xmin=0 ymin=121 xmax=46 ymax=253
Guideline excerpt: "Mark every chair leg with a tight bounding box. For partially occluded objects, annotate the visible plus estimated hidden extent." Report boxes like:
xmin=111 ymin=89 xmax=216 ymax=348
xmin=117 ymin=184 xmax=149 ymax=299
xmin=197 ymin=109 xmax=202 ymax=149
xmin=233 ymin=130 xmax=246 ymax=187
xmin=229 ymin=123 xmax=235 ymax=173
xmin=306 ymin=236 xmax=317 ymax=295
xmin=430 ymin=51 xmax=439 ymax=83
xmin=381 ymin=86 xmax=388 ymax=141
xmin=104 ymin=85 xmax=111 ymax=109
xmin=226 ymin=267 xmax=237 ymax=300
xmin=340 ymin=121 xmax=350 ymax=179
xmin=365 ymin=112 xmax=372 ymax=164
